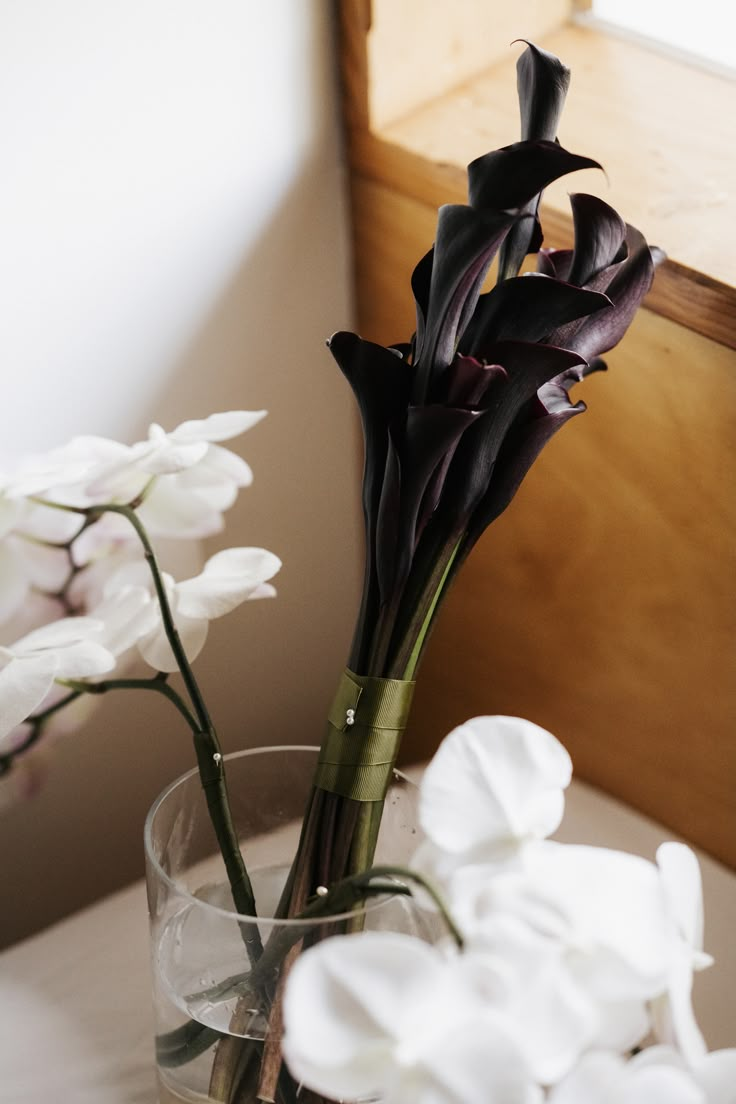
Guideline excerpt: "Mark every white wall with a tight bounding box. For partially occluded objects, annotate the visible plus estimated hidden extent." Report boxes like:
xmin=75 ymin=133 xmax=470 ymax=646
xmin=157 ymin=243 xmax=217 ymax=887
xmin=0 ymin=0 xmax=362 ymax=947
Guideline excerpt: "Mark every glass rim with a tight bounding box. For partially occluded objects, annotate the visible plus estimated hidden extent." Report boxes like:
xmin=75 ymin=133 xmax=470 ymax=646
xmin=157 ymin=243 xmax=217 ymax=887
xmin=144 ymin=745 xmax=412 ymax=927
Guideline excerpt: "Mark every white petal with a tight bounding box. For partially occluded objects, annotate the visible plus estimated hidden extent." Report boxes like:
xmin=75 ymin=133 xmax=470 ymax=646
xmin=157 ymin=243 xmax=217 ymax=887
xmin=138 ymin=438 xmax=209 ymax=475
xmin=0 ymin=495 xmax=26 ymax=538
xmin=86 ymin=588 xmax=155 ymax=656
xmin=462 ymin=927 xmax=597 ymax=1085
xmin=695 ymin=1049 xmax=736 ymax=1104
xmin=10 ymin=536 xmax=69 ymax=592
xmin=166 ymin=464 xmax=242 ymax=510
xmin=284 ymin=933 xmax=440 ymax=1100
xmin=11 ymin=616 xmax=106 ymax=655
xmin=203 ymin=547 xmax=282 ymax=582
xmin=176 ymin=548 xmax=281 ymax=620
xmin=168 ymin=410 xmax=266 ymax=444
xmin=136 ymin=481 xmax=224 ymax=538
xmin=51 ymin=640 xmax=116 ymax=680
xmin=657 ymin=843 xmax=707 ymax=954
xmin=387 ymin=1009 xmax=542 ymax=1104
xmin=550 ymin=1050 xmax=705 ymax=1104
xmin=419 ymin=716 xmax=571 ymax=855
xmin=0 ymin=543 xmax=30 ymax=622
xmin=652 ymin=844 xmax=712 ymax=1063
xmin=245 ymin=582 xmax=277 ymax=600
xmin=594 ymin=998 xmax=651 ymax=1054
xmin=137 ymin=612 xmax=208 ymax=672
xmin=198 ymin=443 xmax=254 ymax=487
xmin=84 ymin=459 xmax=150 ymax=503
xmin=0 ymin=654 xmax=57 ymax=739
xmin=651 ymin=957 xmax=709 ymax=1066
xmin=526 ymin=842 xmax=670 ymax=1001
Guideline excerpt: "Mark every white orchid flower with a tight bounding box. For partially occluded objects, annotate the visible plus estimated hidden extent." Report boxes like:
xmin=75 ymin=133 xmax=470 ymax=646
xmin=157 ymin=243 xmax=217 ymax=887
xmin=518 ymin=842 xmax=671 ymax=1004
xmin=550 ymin=1045 xmax=736 ymax=1104
xmin=412 ymin=716 xmax=572 ymax=893
xmin=443 ymin=839 xmax=673 ymax=1081
xmin=102 ymin=547 xmax=281 ymax=672
xmin=0 ymin=618 xmax=115 ymax=740
xmin=81 ymin=411 xmax=266 ymax=537
xmin=282 ymin=931 xmax=542 ymax=1104
xmin=652 ymin=842 xmax=714 ymax=1063
xmin=87 ymin=587 xmax=155 ymax=658
xmin=457 ymin=916 xmax=598 ymax=1085
xmin=547 ymin=1048 xmax=706 ymax=1104
xmin=1 ymin=436 xmax=125 ymax=502
xmin=0 ymin=492 xmax=78 ymax=624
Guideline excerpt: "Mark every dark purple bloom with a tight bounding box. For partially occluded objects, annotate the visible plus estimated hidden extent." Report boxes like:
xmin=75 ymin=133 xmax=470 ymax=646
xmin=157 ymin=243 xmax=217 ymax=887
xmin=329 ymin=42 xmax=659 ymax=679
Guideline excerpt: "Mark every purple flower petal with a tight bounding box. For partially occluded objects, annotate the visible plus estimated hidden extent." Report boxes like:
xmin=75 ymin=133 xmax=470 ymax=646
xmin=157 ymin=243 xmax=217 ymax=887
xmin=440 ymin=342 xmax=587 ymax=524
xmin=463 ymin=273 xmax=611 ymax=350
xmin=555 ymin=226 xmax=656 ymax=360
xmin=414 ymin=204 xmax=518 ymax=399
xmin=468 ymin=140 xmax=601 ymax=213
xmin=567 ymin=193 xmax=628 ymax=288
xmin=516 ymin=41 xmax=571 ymax=143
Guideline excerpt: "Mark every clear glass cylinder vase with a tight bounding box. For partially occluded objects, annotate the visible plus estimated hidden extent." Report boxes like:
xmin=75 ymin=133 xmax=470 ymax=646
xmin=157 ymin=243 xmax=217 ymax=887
xmin=145 ymin=745 xmax=432 ymax=1104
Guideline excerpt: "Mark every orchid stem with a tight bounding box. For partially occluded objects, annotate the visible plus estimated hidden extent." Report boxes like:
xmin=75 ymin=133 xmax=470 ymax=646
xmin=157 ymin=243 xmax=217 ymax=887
xmin=57 ymin=675 xmax=199 ymax=733
xmin=32 ymin=495 xmax=261 ymax=960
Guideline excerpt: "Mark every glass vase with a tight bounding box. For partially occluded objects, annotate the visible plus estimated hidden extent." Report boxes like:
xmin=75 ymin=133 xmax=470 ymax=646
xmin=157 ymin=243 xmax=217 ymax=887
xmin=145 ymin=745 xmax=433 ymax=1104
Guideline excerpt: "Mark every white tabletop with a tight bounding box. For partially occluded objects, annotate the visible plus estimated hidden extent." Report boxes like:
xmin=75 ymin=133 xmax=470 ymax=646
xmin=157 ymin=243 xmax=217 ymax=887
xmin=1 ymin=779 xmax=734 ymax=1104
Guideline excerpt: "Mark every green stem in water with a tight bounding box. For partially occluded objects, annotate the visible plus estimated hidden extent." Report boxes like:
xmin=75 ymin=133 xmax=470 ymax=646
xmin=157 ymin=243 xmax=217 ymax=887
xmin=157 ymin=864 xmax=459 ymax=1070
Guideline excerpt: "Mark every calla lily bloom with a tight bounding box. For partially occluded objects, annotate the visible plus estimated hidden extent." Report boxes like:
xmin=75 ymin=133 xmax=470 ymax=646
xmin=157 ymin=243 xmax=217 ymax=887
xmin=329 ymin=41 xmax=658 ymax=680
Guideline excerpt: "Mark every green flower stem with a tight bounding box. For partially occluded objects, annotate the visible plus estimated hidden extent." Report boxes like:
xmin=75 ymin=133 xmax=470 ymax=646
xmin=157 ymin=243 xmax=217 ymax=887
xmin=58 ymin=675 xmax=199 ymax=733
xmin=89 ymin=504 xmax=215 ymax=729
xmin=33 ymin=496 xmax=261 ymax=962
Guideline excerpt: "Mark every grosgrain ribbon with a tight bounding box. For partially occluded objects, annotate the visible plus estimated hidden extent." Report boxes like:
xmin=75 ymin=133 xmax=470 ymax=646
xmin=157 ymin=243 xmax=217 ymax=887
xmin=314 ymin=669 xmax=416 ymax=801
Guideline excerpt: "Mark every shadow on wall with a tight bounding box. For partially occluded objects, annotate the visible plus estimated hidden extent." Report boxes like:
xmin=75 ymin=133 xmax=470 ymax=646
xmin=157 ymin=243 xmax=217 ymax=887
xmin=0 ymin=155 xmax=363 ymax=950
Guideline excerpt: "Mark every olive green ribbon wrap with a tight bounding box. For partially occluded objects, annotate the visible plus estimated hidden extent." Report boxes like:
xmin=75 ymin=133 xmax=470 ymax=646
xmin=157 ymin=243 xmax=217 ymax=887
xmin=314 ymin=669 xmax=416 ymax=801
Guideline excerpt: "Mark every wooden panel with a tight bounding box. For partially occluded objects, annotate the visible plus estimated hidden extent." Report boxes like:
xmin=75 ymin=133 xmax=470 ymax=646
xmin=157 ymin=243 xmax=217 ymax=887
xmin=380 ymin=24 xmax=736 ymax=297
xmin=351 ymin=175 xmax=736 ymax=868
xmin=367 ymin=0 xmax=573 ymax=128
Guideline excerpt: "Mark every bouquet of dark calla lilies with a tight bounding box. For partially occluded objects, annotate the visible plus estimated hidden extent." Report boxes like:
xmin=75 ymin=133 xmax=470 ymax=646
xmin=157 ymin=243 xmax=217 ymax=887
xmin=273 ymin=37 xmax=659 ymax=970
xmin=6 ymin=40 xmax=722 ymax=1104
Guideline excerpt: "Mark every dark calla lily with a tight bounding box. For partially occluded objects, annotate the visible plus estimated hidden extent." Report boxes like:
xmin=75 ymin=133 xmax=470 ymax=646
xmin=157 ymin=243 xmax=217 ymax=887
xmin=267 ymin=45 xmax=664 ymax=1100
xmin=545 ymin=221 xmax=657 ymax=360
xmin=566 ymin=193 xmax=628 ymax=288
xmin=467 ymin=140 xmax=601 ymax=212
xmin=462 ymin=273 xmax=612 ymax=349
xmin=497 ymin=42 xmax=571 ymax=280
xmin=328 ymin=44 xmax=658 ymax=679
xmin=466 ymin=358 xmax=607 ymax=543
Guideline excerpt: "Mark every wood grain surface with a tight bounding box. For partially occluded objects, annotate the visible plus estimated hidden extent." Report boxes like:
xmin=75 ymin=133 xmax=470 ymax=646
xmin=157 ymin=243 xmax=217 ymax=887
xmin=366 ymin=0 xmax=572 ymax=128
